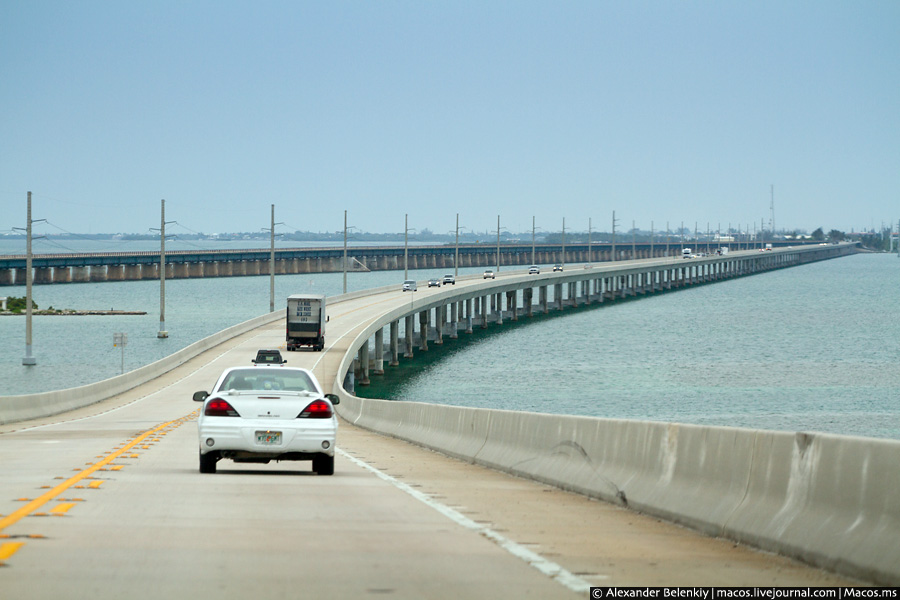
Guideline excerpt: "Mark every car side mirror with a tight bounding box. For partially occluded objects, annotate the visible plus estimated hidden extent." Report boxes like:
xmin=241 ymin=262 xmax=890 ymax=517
xmin=193 ymin=391 xmax=209 ymax=402
xmin=325 ymin=393 xmax=340 ymax=406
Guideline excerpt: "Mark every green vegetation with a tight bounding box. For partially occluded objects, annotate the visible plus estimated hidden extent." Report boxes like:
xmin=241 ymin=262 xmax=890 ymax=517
xmin=4 ymin=296 xmax=38 ymax=313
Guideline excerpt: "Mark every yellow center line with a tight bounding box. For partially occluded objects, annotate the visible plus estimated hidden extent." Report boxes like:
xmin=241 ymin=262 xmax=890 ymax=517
xmin=0 ymin=414 xmax=190 ymax=534
xmin=0 ymin=541 xmax=25 ymax=561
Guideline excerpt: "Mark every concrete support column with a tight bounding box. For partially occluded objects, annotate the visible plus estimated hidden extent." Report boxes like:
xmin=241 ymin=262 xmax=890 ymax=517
xmin=450 ymin=302 xmax=459 ymax=339
xmin=419 ymin=310 xmax=429 ymax=351
xmin=540 ymin=285 xmax=548 ymax=314
xmin=373 ymin=328 xmax=384 ymax=375
xmin=122 ymin=265 xmax=141 ymax=281
xmin=465 ymin=298 xmax=473 ymax=333
xmin=34 ymin=267 xmax=53 ymax=284
xmin=53 ymin=266 xmax=72 ymax=283
xmin=389 ymin=320 xmax=400 ymax=366
xmin=525 ymin=287 xmax=534 ymax=317
xmin=496 ymin=293 xmax=503 ymax=325
xmin=481 ymin=296 xmax=488 ymax=329
xmin=206 ymin=262 xmax=219 ymax=277
xmin=434 ymin=306 xmax=444 ymax=345
xmin=358 ymin=343 xmax=370 ymax=386
xmin=0 ymin=269 xmax=13 ymax=286
xmin=555 ymin=283 xmax=564 ymax=310
xmin=89 ymin=266 xmax=107 ymax=282
xmin=189 ymin=263 xmax=204 ymax=278
xmin=404 ymin=315 xmax=414 ymax=358
xmin=173 ymin=263 xmax=188 ymax=278
xmin=105 ymin=265 xmax=124 ymax=282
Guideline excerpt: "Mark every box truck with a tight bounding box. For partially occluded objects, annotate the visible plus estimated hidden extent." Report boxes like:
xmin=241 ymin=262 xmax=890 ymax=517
xmin=286 ymin=294 xmax=326 ymax=351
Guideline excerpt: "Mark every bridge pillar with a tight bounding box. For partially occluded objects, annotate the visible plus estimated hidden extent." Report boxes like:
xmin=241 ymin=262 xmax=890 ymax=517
xmin=450 ymin=302 xmax=458 ymax=339
xmin=123 ymin=265 xmax=141 ymax=280
xmin=555 ymin=283 xmax=564 ymax=310
xmin=495 ymin=293 xmax=503 ymax=325
xmin=357 ymin=343 xmax=370 ymax=386
xmin=205 ymin=262 xmax=219 ymax=277
xmin=434 ymin=306 xmax=443 ymax=345
xmin=389 ymin=321 xmax=400 ymax=366
xmin=404 ymin=315 xmax=414 ymax=358
xmin=373 ymin=328 xmax=384 ymax=375
xmin=0 ymin=269 xmax=14 ymax=285
xmin=525 ymin=288 xmax=533 ymax=317
xmin=53 ymin=266 xmax=72 ymax=283
xmin=480 ymin=296 xmax=488 ymax=329
xmin=539 ymin=286 xmax=548 ymax=314
xmin=508 ymin=291 xmax=517 ymax=321
xmin=419 ymin=311 xmax=429 ymax=351
xmin=106 ymin=265 xmax=124 ymax=282
xmin=32 ymin=267 xmax=52 ymax=284
xmin=189 ymin=263 xmax=204 ymax=278
xmin=87 ymin=266 xmax=106 ymax=282
xmin=465 ymin=298 xmax=473 ymax=333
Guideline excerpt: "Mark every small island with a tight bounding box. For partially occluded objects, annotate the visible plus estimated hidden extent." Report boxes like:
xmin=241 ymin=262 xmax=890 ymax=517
xmin=0 ymin=296 xmax=146 ymax=316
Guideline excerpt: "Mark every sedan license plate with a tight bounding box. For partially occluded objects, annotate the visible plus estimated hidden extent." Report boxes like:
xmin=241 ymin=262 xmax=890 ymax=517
xmin=256 ymin=431 xmax=282 ymax=445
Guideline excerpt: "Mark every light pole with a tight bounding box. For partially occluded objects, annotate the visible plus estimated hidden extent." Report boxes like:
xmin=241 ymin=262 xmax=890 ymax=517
xmin=496 ymin=215 xmax=501 ymax=272
xmin=561 ymin=217 xmax=566 ymax=267
xmin=15 ymin=191 xmax=45 ymax=365
xmin=403 ymin=214 xmax=416 ymax=281
xmin=262 ymin=204 xmax=284 ymax=312
xmin=335 ymin=211 xmax=359 ymax=293
xmin=151 ymin=199 xmax=175 ymax=339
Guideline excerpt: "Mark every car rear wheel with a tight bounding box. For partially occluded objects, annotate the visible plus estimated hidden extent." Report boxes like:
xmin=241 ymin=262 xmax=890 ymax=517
xmin=199 ymin=451 xmax=218 ymax=474
xmin=313 ymin=453 xmax=334 ymax=476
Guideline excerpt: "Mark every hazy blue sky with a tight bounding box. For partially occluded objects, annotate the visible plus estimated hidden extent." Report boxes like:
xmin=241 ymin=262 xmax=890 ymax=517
xmin=2 ymin=1 xmax=898 ymax=237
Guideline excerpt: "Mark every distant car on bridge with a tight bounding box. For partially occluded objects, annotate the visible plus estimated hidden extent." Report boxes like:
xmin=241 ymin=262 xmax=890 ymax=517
xmin=402 ymin=280 xmax=417 ymax=291
xmin=442 ymin=274 xmax=456 ymax=285
xmin=483 ymin=269 xmax=495 ymax=279
xmin=428 ymin=278 xmax=441 ymax=288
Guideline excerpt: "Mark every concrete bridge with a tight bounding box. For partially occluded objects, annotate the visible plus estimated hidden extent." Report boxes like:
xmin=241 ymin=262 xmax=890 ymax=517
xmin=0 ymin=240 xmax=806 ymax=285
xmin=1 ymin=243 xmax=896 ymax=596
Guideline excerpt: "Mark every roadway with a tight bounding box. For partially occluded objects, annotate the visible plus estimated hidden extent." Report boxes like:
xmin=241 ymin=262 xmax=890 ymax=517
xmin=0 ymin=265 xmax=858 ymax=598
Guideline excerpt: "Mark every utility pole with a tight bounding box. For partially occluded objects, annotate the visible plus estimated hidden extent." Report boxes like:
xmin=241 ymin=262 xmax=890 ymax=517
xmin=267 ymin=205 xmax=284 ymax=311
xmin=531 ymin=216 xmax=536 ymax=266
xmin=611 ymin=210 xmax=619 ymax=261
xmin=588 ymin=217 xmax=592 ymax=266
xmin=154 ymin=199 xmax=175 ymax=339
xmin=454 ymin=213 xmax=460 ymax=277
xmin=650 ymin=221 xmax=654 ymax=258
xmin=770 ymin=185 xmax=776 ymax=239
xmin=404 ymin=214 xmax=414 ymax=281
xmin=18 ymin=192 xmax=44 ymax=365
xmin=561 ymin=217 xmax=566 ymax=267
xmin=496 ymin=215 xmax=501 ymax=272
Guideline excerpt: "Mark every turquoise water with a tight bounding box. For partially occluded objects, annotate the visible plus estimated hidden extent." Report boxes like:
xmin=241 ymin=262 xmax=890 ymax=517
xmin=2 ymin=249 xmax=898 ymax=440
xmin=366 ymin=254 xmax=900 ymax=440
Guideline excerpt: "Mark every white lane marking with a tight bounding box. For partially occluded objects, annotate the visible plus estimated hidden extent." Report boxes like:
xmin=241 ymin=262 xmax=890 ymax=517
xmin=337 ymin=448 xmax=599 ymax=593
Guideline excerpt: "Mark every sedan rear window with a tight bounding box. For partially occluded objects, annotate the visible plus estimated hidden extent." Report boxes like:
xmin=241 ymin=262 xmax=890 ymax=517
xmin=219 ymin=369 xmax=316 ymax=393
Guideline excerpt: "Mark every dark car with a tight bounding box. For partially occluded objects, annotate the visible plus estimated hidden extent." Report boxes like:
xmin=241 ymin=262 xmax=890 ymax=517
xmin=428 ymin=278 xmax=441 ymax=288
xmin=252 ymin=349 xmax=286 ymax=365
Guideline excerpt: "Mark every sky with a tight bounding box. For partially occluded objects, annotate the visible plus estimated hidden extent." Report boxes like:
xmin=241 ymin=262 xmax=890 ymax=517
xmin=1 ymin=1 xmax=898 ymax=238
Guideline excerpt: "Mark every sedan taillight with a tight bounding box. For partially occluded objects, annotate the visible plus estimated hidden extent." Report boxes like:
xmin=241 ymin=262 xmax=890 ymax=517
xmin=297 ymin=399 xmax=333 ymax=419
xmin=205 ymin=399 xmax=240 ymax=417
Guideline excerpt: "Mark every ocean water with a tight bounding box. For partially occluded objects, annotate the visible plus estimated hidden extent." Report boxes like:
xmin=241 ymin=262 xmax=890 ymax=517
xmin=363 ymin=253 xmax=900 ymax=440
xmin=2 ymin=247 xmax=898 ymax=440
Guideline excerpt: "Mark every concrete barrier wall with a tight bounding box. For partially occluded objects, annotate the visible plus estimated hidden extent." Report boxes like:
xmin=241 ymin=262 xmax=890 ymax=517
xmin=334 ymin=393 xmax=899 ymax=585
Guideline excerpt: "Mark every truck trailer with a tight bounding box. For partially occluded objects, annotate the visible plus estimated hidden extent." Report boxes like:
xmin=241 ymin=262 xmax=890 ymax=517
xmin=286 ymin=294 xmax=326 ymax=351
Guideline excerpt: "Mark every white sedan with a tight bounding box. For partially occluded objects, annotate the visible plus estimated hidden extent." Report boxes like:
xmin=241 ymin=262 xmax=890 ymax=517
xmin=193 ymin=366 xmax=339 ymax=475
